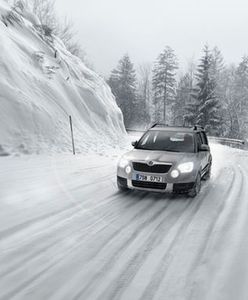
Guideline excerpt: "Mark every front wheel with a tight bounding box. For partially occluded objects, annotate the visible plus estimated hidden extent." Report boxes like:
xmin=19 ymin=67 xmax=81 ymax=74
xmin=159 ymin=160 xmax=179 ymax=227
xmin=202 ymin=163 xmax=211 ymax=181
xmin=117 ymin=183 xmax=128 ymax=192
xmin=117 ymin=177 xmax=128 ymax=192
xmin=188 ymin=173 xmax=201 ymax=198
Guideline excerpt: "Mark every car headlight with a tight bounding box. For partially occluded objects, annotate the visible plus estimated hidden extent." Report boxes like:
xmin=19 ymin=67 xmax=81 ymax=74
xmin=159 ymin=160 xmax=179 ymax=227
xmin=178 ymin=162 xmax=194 ymax=173
xmin=118 ymin=158 xmax=129 ymax=168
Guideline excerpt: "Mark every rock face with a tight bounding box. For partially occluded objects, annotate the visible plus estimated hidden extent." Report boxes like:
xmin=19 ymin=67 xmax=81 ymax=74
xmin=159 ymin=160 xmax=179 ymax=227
xmin=0 ymin=0 xmax=125 ymax=154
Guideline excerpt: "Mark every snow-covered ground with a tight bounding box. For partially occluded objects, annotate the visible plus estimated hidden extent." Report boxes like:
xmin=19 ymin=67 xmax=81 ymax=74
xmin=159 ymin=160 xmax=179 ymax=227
xmin=1 ymin=140 xmax=248 ymax=300
xmin=0 ymin=0 xmax=125 ymax=156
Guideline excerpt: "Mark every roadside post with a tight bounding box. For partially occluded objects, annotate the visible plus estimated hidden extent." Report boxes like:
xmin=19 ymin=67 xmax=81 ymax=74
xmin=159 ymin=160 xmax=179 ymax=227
xmin=69 ymin=115 xmax=75 ymax=155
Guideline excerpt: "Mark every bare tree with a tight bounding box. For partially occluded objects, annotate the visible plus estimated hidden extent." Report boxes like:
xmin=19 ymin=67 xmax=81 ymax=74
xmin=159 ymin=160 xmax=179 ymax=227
xmin=137 ymin=62 xmax=152 ymax=118
xmin=6 ymin=0 xmax=88 ymax=64
xmin=30 ymin=0 xmax=56 ymax=29
xmin=7 ymin=0 xmax=56 ymax=28
xmin=31 ymin=1 xmax=87 ymax=62
xmin=55 ymin=17 xmax=86 ymax=60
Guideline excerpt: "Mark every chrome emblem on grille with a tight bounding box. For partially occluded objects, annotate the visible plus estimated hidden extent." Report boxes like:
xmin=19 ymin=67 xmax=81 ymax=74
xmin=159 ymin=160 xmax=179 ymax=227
xmin=147 ymin=161 xmax=154 ymax=166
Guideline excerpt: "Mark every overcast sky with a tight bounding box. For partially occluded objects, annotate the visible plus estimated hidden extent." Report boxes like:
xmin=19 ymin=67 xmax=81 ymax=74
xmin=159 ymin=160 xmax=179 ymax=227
xmin=56 ymin=0 xmax=247 ymax=76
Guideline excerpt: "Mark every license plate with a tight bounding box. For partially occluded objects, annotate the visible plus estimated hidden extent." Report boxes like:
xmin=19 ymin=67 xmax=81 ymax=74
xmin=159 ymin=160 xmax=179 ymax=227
xmin=135 ymin=174 xmax=163 ymax=182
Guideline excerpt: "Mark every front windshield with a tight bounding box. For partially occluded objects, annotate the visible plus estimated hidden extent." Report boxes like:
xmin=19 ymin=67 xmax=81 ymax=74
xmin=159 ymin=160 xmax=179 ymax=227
xmin=136 ymin=130 xmax=195 ymax=153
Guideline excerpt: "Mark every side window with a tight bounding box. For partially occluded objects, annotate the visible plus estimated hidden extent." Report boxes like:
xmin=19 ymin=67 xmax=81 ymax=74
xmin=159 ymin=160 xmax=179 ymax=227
xmin=196 ymin=133 xmax=203 ymax=150
xmin=204 ymin=132 xmax=209 ymax=145
xmin=200 ymin=132 xmax=208 ymax=145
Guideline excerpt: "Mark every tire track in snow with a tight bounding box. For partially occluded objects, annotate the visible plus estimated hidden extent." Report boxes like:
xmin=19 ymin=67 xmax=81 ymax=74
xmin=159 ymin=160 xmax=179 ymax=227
xmin=97 ymin=177 xmax=215 ymax=300
xmin=0 ymin=193 xmax=154 ymax=300
xmin=68 ymin=199 xmax=173 ymax=300
xmin=40 ymin=195 xmax=164 ymax=299
xmin=0 ymin=171 xmax=116 ymax=242
xmin=186 ymin=165 xmax=247 ymax=300
xmin=139 ymin=167 xmax=236 ymax=300
xmin=0 ymin=190 xmax=136 ymax=278
xmin=72 ymin=196 xmax=196 ymax=300
xmin=0 ymin=190 xmax=143 ymax=266
xmin=187 ymin=167 xmax=241 ymax=276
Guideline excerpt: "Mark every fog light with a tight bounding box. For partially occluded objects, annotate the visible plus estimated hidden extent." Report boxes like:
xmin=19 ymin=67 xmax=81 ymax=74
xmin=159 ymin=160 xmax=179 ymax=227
xmin=125 ymin=166 xmax=131 ymax=174
xmin=171 ymin=169 xmax=179 ymax=178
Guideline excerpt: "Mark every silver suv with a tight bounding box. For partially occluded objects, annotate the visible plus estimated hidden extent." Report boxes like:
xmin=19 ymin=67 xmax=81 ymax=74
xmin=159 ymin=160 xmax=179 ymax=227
xmin=117 ymin=124 xmax=212 ymax=197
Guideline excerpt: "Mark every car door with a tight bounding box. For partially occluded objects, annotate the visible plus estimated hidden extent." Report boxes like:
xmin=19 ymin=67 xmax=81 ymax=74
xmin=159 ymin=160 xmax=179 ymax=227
xmin=199 ymin=132 xmax=210 ymax=169
xmin=196 ymin=132 xmax=207 ymax=171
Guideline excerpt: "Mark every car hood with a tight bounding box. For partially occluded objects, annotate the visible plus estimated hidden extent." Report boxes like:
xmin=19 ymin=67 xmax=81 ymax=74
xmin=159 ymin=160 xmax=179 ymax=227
xmin=123 ymin=149 xmax=197 ymax=165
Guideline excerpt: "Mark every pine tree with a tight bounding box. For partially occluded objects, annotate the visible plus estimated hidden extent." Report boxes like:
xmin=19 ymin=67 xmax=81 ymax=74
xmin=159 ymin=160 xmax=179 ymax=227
xmin=222 ymin=65 xmax=241 ymax=138
xmin=108 ymin=54 xmax=137 ymax=128
xmin=192 ymin=45 xmax=221 ymax=134
xmin=210 ymin=47 xmax=225 ymax=80
xmin=210 ymin=47 xmax=226 ymax=135
xmin=152 ymin=46 xmax=178 ymax=123
xmin=233 ymin=56 xmax=248 ymax=137
xmin=173 ymin=73 xmax=194 ymax=126
xmin=137 ymin=63 xmax=152 ymax=126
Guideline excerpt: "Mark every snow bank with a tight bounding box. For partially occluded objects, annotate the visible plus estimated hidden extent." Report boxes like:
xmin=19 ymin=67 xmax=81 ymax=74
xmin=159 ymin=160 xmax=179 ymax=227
xmin=0 ymin=0 xmax=125 ymax=155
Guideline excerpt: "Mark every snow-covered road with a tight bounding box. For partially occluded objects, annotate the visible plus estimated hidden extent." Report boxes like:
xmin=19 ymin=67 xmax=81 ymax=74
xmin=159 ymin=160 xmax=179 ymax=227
xmin=1 ymin=143 xmax=248 ymax=300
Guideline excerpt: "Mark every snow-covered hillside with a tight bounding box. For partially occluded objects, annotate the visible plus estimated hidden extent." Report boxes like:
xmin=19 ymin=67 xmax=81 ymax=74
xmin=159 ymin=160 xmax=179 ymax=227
xmin=0 ymin=0 xmax=125 ymax=155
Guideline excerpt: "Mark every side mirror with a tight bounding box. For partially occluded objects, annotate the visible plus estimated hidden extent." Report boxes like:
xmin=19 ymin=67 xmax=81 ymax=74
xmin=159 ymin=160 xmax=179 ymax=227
xmin=199 ymin=144 xmax=210 ymax=152
xmin=132 ymin=141 xmax=138 ymax=147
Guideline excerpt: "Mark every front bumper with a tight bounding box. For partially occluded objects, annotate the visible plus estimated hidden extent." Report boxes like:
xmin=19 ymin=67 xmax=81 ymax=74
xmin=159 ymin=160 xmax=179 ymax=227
xmin=117 ymin=175 xmax=195 ymax=193
xmin=117 ymin=161 xmax=198 ymax=193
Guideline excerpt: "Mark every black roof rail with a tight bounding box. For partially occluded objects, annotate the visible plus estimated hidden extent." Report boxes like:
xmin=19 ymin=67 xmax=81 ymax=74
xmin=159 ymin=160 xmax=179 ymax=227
xmin=193 ymin=125 xmax=205 ymax=131
xmin=150 ymin=123 xmax=168 ymax=128
xmin=150 ymin=123 xmax=205 ymax=131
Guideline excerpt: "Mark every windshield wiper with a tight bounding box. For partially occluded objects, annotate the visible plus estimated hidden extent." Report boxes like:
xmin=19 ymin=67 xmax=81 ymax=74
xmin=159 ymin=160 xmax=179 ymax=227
xmin=136 ymin=147 xmax=152 ymax=150
xmin=163 ymin=149 xmax=181 ymax=152
xmin=136 ymin=147 xmax=181 ymax=152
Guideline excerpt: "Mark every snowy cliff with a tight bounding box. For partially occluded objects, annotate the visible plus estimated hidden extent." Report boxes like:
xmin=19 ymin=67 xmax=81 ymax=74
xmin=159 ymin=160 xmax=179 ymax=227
xmin=0 ymin=0 xmax=125 ymax=155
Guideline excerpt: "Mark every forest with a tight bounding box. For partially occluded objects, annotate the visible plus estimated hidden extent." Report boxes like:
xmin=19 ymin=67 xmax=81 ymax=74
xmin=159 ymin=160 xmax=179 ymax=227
xmin=108 ymin=46 xmax=248 ymax=139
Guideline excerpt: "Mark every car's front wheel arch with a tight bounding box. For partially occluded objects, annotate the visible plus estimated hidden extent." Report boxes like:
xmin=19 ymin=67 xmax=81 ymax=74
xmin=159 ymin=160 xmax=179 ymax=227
xmin=188 ymin=172 xmax=202 ymax=198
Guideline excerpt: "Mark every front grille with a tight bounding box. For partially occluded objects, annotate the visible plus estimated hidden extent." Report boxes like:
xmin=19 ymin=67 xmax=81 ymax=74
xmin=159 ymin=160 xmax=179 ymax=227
xmin=132 ymin=180 xmax=167 ymax=190
xmin=133 ymin=162 xmax=171 ymax=174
